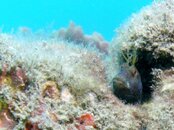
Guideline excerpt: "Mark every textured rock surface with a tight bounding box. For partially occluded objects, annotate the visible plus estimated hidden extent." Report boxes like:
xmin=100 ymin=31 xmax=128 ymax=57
xmin=0 ymin=0 xmax=174 ymax=129
xmin=111 ymin=0 xmax=174 ymax=101
xmin=0 ymin=34 xmax=146 ymax=130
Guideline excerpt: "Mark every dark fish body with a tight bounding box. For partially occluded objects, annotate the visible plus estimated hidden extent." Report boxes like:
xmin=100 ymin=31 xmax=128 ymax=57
xmin=112 ymin=65 xmax=142 ymax=103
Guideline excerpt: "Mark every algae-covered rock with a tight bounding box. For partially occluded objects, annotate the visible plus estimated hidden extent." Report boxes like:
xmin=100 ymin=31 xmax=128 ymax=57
xmin=42 ymin=81 xmax=60 ymax=100
xmin=140 ymin=67 xmax=174 ymax=129
xmin=1 ymin=0 xmax=174 ymax=129
xmin=111 ymin=0 xmax=174 ymax=100
xmin=0 ymin=110 xmax=16 ymax=130
xmin=0 ymin=33 xmax=148 ymax=130
xmin=152 ymin=67 xmax=174 ymax=96
xmin=109 ymin=0 xmax=174 ymax=129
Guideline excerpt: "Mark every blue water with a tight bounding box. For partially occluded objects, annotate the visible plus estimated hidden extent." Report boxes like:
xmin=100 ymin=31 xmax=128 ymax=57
xmin=0 ymin=0 xmax=152 ymax=40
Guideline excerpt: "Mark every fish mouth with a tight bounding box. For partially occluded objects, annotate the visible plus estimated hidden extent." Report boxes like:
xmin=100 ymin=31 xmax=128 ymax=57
xmin=113 ymin=77 xmax=130 ymax=89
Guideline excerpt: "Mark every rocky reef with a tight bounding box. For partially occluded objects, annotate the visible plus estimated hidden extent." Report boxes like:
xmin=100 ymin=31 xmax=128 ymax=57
xmin=110 ymin=0 xmax=174 ymax=129
xmin=0 ymin=34 xmax=145 ymax=130
xmin=0 ymin=0 xmax=174 ymax=130
xmin=111 ymin=0 xmax=174 ymax=99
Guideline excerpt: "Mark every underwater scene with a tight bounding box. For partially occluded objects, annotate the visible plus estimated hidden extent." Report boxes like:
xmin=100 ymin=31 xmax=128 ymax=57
xmin=0 ymin=0 xmax=174 ymax=129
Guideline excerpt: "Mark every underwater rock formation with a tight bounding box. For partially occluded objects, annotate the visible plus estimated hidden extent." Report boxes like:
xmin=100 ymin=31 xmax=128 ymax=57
xmin=152 ymin=67 xmax=174 ymax=96
xmin=0 ymin=33 xmax=147 ymax=130
xmin=42 ymin=81 xmax=60 ymax=100
xmin=111 ymin=0 xmax=174 ymax=101
xmin=109 ymin=0 xmax=174 ymax=128
xmin=0 ymin=0 xmax=174 ymax=129
xmin=0 ymin=109 xmax=16 ymax=130
xmin=143 ymin=67 xmax=174 ymax=129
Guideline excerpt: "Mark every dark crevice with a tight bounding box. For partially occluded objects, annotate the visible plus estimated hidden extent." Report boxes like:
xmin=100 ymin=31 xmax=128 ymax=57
xmin=136 ymin=49 xmax=174 ymax=102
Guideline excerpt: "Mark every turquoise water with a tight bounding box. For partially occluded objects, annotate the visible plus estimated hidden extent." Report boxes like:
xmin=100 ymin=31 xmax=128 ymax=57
xmin=0 ymin=0 xmax=152 ymax=40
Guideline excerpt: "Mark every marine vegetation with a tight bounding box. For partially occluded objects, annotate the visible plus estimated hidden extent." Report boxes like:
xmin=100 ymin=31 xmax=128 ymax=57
xmin=53 ymin=21 xmax=109 ymax=54
xmin=0 ymin=0 xmax=174 ymax=130
xmin=0 ymin=34 xmax=145 ymax=130
xmin=111 ymin=0 xmax=174 ymax=101
xmin=110 ymin=0 xmax=174 ymax=129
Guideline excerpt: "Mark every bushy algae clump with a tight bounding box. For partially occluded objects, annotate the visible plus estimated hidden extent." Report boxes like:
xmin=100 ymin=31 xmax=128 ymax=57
xmin=144 ymin=68 xmax=174 ymax=130
xmin=53 ymin=21 xmax=109 ymax=54
xmin=0 ymin=0 xmax=174 ymax=129
xmin=0 ymin=33 xmax=146 ymax=130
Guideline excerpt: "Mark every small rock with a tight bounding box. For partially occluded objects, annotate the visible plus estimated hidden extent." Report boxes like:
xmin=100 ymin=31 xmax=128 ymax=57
xmin=61 ymin=87 xmax=74 ymax=103
xmin=42 ymin=81 xmax=60 ymax=99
